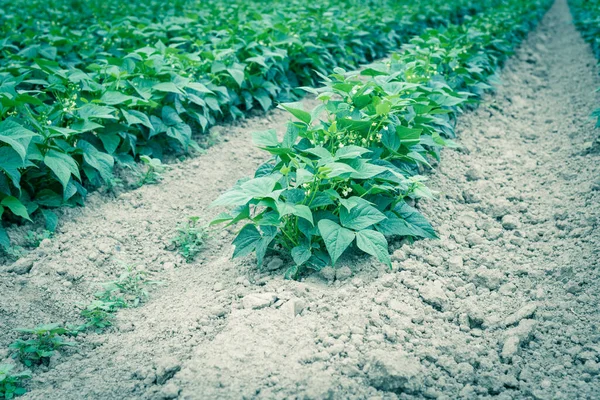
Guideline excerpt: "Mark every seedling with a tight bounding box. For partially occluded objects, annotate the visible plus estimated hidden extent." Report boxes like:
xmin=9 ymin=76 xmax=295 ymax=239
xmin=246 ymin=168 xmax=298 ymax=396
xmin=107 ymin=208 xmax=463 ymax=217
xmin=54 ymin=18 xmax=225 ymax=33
xmin=171 ymin=217 xmax=209 ymax=262
xmin=97 ymin=266 xmax=160 ymax=307
xmin=0 ymin=364 xmax=31 ymax=399
xmin=138 ymin=156 xmax=168 ymax=186
xmin=80 ymin=301 xmax=118 ymax=332
xmin=9 ymin=324 xmax=76 ymax=367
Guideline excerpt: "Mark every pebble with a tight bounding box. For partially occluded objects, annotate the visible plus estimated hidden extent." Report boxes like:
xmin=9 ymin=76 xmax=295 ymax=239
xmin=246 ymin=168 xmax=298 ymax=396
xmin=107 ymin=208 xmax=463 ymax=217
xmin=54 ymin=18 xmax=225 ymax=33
xmin=283 ymin=297 xmax=306 ymax=317
xmin=501 ymin=215 xmax=520 ymax=230
xmin=320 ymin=267 xmax=336 ymax=281
xmin=265 ymin=257 xmax=284 ymax=271
xmin=365 ymin=350 xmax=422 ymax=391
xmin=335 ymin=266 xmax=352 ymax=281
xmin=214 ymin=282 xmax=224 ymax=292
xmin=242 ymin=292 xmax=278 ymax=310
xmin=502 ymin=304 xmax=538 ymax=327
xmin=419 ymin=281 xmax=448 ymax=310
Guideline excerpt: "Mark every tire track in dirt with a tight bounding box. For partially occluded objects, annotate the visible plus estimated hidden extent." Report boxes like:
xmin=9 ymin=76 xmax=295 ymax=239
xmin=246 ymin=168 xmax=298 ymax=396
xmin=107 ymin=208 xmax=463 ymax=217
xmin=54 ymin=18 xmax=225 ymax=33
xmin=2 ymin=0 xmax=599 ymax=398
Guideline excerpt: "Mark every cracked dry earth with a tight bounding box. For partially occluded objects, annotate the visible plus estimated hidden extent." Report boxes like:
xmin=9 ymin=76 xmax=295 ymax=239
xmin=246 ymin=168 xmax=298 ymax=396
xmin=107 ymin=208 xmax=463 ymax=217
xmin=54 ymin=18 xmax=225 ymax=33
xmin=1 ymin=0 xmax=599 ymax=399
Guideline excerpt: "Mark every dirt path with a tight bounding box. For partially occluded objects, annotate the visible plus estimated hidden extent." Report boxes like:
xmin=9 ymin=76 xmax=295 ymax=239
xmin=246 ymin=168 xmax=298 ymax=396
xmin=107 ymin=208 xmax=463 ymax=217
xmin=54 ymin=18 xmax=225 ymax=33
xmin=1 ymin=0 xmax=599 ymax=398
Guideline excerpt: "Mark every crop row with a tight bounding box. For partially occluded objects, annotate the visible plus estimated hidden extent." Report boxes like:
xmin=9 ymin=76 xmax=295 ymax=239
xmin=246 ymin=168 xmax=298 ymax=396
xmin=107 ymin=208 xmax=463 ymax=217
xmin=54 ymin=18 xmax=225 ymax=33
xmin=211 ymin=0 xmax=553 ymax=278
xmin=0 ymin=0 xmax=499 ymax=249
xmin=569 ymin=0 xmax=600 ymax=126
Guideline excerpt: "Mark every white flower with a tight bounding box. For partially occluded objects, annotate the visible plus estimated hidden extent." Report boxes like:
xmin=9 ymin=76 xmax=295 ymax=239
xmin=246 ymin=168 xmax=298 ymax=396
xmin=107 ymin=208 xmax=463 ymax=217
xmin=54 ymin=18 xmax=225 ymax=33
xmin=383 ymin=126 xmax=388 ymax=130
xmin=338 ymin=143 xmax=344 ymax=148
xmin=46 ymin=120 xmax=52 ymax=125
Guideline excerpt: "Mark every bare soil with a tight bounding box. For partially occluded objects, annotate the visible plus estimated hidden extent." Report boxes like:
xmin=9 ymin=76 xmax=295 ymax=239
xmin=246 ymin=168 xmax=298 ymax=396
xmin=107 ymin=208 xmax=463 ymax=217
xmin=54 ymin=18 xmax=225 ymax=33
xmin=1 ymin=0 xmax=599 ymax=398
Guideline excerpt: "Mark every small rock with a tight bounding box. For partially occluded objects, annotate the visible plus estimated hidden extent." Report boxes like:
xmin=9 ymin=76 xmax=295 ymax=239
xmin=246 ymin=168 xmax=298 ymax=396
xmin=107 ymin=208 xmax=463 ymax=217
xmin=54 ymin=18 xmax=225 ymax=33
xmin=501 ymin=336 xmax=521 ymax=360
xmin=163 ymin=262 xmax=176 ymax=270
xmin=265 ymin=257 xmax=284 ymax=271
xmin=503 ymin=304 xmax=537 ymax=327
xmin=6 ymin=258 xmax=34 ymax=275
xmin=448 ymin=256 xmax=464 ymax=271
xmin=320 ymin=267 xmax=336 ymax=281
xmin=472 ymin=267 xmax=505 ymax=290
xmin=39 ymin=238 xmax=52 ymax=249
xmin=365 ymin=350 xmax=423 ymax=392
xmin=242 ymin=292 xmax=277 ymax=310
xmin=213 ymin=282 xmax=224 ymax=292
xmin=158 ymin=382 xmax=180 ymax=399
xmin=335 ymin=266 xmax=352 ymax=281
xmin=466 ymin=233 xmax=484 ymax=246
xmin=98 ymin=243 xmax=112 ymax=254
xmin=391 ymin=250 xmax=407 ymax=262
xmin=155 ymin=357 xmax=181 ymax=385
xmin=583 ymin=360 xmax=600 ymax=375
xmin=419 ymin=281 xmax=448 ymax=310
xmin=87 ymin=252 xmax=99 ymax=262
xmin=465 ymin=167 xmax=484 ymax=181
xmin=501 ymin=215 xmax=520 ymax=230
xmin=283 ymin=297 xmax=306 ymax=317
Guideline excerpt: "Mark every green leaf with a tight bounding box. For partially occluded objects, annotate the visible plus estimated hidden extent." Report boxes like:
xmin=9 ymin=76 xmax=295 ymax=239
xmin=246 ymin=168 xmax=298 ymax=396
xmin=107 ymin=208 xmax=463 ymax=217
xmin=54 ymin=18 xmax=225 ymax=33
xmin=280 ymin=103 xmax=311 ymax=124
xmin=240 ymin=175 xmax=280 ymax=198
xmin=252 ymin=129 xmax=278 ymax=148
xmin=0 ymin=223 xmax=10 ymax=250
xmin=44 ymin=150 xmax=80 ymax=191
xmin=77 ymin=140 xmax=114 ymax=182
xmin=284 ymin=264 xmax=299 ymax=280
xmin=276 ymin=201 xmax=313 ymax=225
xmin=1 ymin=196 xmax=31 ymax=221
xmin=153 ymin=82 xmax=183 ymax=94
xmin=0 ymin=119 xmax=39 ymax=161
xmin=396 ymin=126 xmax=422 ymax=147
xmin=41 ymin=209 xmax=59 ymax=232
xmin=381 ymin=125 xmax=400 ymax=152
xmin=227 ymin=68 xmax=246 ymax=87
xmin=232 ymin=224 xmax=262 ymax=259
xmin=121 ymin=109 xmax=153 ymax=129
xmin=355 ymin=229 xmax=391 ymax=267
xmin=100 ymin=91 xmax=132 ymax=105
xmin=340 ymin=201 xmax=386 ymax=231
xmin=376 ymin=203 xmax=437 ymax=239
xmin=0 ymin=147 xmax=24 ymax=189
xmin=317 ymin=219 xmax=355 ymax=266
xmin=291 ymin=243 xmax=312 ymax=266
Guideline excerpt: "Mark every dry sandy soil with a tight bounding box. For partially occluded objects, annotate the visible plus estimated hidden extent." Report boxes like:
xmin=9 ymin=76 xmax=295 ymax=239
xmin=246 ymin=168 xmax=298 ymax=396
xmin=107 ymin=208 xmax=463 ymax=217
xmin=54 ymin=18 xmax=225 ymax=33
xmin=1 ymin=0 xmax=599 ymax=398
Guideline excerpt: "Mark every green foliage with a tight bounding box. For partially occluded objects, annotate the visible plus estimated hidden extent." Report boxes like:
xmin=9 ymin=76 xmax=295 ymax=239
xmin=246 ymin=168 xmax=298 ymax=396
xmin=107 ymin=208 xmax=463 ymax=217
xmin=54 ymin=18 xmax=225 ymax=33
xmin=570 ymin=0 xmax=600 ymax=126
xmin=211 ymin=0 xmax=552 ymax=278
xmin=96 ymin=266 xmax=160 ymax=308
xmin=137 ymin=156 xmax=167 ymax=186
xmin=171 ymin=216 xmax=209 ymax=262
xmin=0 ymin=364 xmax=30 ymax=399
xmin=0 ymin=0 xmax=499 ymax=247
xmin=9 ymin=324 xmax=76 ymax=367
xmin=79 ymin=301 xmax=118 ymax=333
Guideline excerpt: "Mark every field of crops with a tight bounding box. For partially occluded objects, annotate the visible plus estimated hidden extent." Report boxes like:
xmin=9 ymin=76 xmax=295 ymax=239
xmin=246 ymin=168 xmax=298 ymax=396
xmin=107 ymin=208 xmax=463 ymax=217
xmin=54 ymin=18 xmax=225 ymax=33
xmin=1 ymin=0 xmax=599 ymax=399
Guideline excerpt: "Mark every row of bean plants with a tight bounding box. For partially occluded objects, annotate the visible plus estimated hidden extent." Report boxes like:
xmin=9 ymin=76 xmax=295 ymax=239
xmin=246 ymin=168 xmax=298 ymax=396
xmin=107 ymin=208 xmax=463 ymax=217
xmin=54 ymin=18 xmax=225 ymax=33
xmin=0 ymin=0 xmax=497 ymax=249
xmin=569 ymin=0 xmax=600 ymax=125
xmin=211 ymin=0 xmax=553 ymax=279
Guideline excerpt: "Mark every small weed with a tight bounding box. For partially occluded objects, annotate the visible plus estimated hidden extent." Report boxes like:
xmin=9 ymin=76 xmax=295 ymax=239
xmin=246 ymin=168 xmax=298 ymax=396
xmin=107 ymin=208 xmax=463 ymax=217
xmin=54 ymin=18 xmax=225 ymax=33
xmin=24 ymin=230 xmax=52 ymax=248
xmin=80 ymin=301 xmax=118 ymax=333
xmin=0 ymin=364 xmax=31 ymax=399
xmin=97 ymin=266 xmax=160 ymax=307
xmin=171 ymin=217 xmax=209 ymax=262
xmin=138 ymin=156 xmax=167 ymax=186
xmin=9 ymin=324 xmax=76 ymax=367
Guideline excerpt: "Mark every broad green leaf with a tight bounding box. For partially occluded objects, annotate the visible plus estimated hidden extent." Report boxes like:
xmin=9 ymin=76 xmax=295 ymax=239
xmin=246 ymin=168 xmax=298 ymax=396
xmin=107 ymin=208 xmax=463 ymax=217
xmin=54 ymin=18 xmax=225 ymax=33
xmin=240 ymin=175 xmax=280 ymax=198
xmin=252 ymin=129 xmax=278 ymax=148
xmin=77 ymin=140 xmax=114 ymax=182
xmin=355 ymin=229 xmax=391 ymax=267
xmin=0 ymin=119 xmax=39 ymax=161
xmin=0 ymin=147 xmax=23 ymax=189
xmin=1 ymin=196 xmax=31 ymax=221
xmin=396 ymin=126 xmax=422 ymax=147
xmin=232 ymin=224 xmax=262 ymax=259
xmin=317 ymin=219 xmax=355 ymax=265
xmin=44 ymin=150 xmax=80 ymax=191
xmin=153 ymin=82 xmax=183 ymax=94
xmin=381 ymin=125 xmax=400 ymax=151
xmin=340 ymin=202 xmax=386 ymax=231
xmin=276 ymin=201 xmax=314 ymax=225
xmin=280 ymin=103 xmax=311 ymax=124
xmin=334 ymin=145 xmax=371 ymax=159
xmin=291 ymin=243 xmax=312 ymax=266
xmin=376 ymin=203 xmax=437 ymax=239
xmin=227 ymin=68 xmax=245 ymax=87
xmin=100 ymin=91 xmax=132 ymax=105
xmin=210 ymin=189 xmax=252 ymax=207
xmin=41 ymin=209 xmax=59 ymax=232
xmin=121 ymin=109 xmax=153 ymax=129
